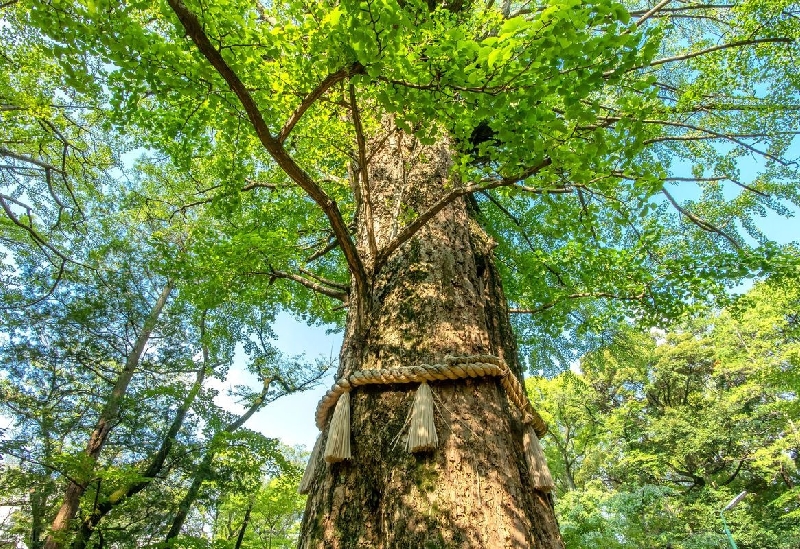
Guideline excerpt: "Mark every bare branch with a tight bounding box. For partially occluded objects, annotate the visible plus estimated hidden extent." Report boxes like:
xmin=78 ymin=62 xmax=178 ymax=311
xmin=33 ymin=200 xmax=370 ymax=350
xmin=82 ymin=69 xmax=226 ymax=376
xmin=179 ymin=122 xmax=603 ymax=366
xmin=587 ymin=116 xmax=795 ymax=166
xmin=241 ymin=178 xmax=278 ymax=191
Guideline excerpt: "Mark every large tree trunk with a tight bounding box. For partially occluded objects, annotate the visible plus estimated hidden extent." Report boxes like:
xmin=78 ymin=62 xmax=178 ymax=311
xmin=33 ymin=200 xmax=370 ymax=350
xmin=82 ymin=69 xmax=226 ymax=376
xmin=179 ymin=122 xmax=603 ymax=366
xmin=299 ymin=132 xmax=563 ymax=548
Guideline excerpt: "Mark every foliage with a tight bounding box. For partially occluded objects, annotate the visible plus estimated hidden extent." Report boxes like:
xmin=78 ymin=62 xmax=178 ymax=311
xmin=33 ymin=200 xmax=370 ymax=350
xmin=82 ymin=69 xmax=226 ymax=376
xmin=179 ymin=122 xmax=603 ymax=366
xmin=8 ymin=0 xmax=798 ymax=370
xmin=0 ymin=9 xmax=324 ymax=547
xmin=528 ymin=279 xmax=800 ymax=548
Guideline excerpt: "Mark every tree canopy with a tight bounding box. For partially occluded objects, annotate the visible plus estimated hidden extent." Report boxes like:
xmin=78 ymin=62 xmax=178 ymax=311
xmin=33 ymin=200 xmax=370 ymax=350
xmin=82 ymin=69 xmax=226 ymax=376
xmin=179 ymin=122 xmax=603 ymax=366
xmin=528 ymin=279 xmax=800 ymax=548
xmin=6 ymin=0 xmax=799 ymax=361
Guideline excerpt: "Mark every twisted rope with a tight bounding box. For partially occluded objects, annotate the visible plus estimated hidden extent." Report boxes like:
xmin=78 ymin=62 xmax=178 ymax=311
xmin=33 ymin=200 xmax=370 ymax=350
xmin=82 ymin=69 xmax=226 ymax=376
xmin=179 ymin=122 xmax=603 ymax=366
xmin=314 ymin=354 xmax=547 ymax=437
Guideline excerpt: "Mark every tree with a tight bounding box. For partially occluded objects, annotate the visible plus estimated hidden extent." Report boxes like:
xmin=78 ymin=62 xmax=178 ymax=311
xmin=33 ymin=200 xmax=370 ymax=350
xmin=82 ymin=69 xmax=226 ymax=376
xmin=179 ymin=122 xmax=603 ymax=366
xmin=528 ymin=278 xmax=800 ymax=548
xmin=211 ymin=452 xmax=306 ymax=549
xmin=0 ymin=19 xmax=326 ymax=546
xmin=13 ymin=0 xmax=800 ymax=547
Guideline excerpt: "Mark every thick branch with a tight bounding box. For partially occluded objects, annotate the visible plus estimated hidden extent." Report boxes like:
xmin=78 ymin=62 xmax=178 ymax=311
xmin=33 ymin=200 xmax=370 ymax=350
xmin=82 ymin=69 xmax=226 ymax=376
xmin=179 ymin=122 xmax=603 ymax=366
xmin=166 ymin=0 xmax=367 ymax=296
xmin=278 ymin=63 xmax=362 ymax=143
xmin=376 ymin=158 xmax=552 ymax=271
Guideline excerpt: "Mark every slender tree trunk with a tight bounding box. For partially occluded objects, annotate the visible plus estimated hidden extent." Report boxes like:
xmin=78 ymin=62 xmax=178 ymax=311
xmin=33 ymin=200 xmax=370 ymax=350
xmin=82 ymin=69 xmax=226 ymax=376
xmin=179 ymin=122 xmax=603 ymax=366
xmin=299 ymin=132 xmax=563 ymax=547
xmin=71 ymin=349 xmax=208 ymax=549
xmin=44 ymin=282 xmax=173 ymax=549
xmin=31 ymin=423 xmax=55 ymax=549
xmin=165 ymin=378 xmax=273 ymax=542
xmin=233 ymin=501 xmax=253 ymax=549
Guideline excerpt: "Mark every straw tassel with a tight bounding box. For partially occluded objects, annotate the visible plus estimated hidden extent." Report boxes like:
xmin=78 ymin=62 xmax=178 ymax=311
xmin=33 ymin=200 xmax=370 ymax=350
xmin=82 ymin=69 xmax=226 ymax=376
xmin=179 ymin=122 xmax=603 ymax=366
xmin=523 ymin=425 xmax=554 ymax=492
xmin=407 ymin=382 xmax=438 ymax=453
xmin=324 ymin=391 xmax=351 ymax=463
xmin=298 ymin=434 xmax=323 ymax=494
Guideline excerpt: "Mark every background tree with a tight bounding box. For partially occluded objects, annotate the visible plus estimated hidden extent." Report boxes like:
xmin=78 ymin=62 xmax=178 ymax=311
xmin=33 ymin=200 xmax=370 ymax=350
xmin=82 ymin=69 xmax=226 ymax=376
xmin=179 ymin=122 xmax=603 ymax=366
xmin=528 ymin=277 xmax=800 ymax=548
xmin=209 ymin=450 xmax=306 ymax=549
xmin=1 ymin=12 xmax=327 ymax=548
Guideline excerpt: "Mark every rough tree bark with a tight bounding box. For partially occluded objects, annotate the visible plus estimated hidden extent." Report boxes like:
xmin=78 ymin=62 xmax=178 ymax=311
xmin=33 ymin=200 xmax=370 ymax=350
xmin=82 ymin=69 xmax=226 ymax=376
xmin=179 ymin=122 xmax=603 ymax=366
xmin=299 ymin=131 xmax=564 ymax=548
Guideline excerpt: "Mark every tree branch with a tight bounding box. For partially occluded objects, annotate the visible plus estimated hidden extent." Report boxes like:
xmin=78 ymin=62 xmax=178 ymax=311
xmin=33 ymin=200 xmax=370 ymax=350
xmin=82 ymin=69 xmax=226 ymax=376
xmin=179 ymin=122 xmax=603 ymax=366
xmin=611 ymin=171 xmax=769 ymax=198
xmin=480 ymin=190 xmax=568 ymax=287
xmin=635 ymin=0 xmax=673 ymax=26
xmin=648 ymin=37 xmax=793 ymax=68
xmin=661 ymin=187 xmax=741 ymax=249
xmin=266 ymin=269 xmax=348 ymax=301
xmin=306 ymin=236 xmax=339 ymax=263
xmin=166 ymin=0 xmax=367 ymax=298
xmin=0 ymin=146 xmax=66 ymax=175
xmin=629 ymin=3 xmax=735 ymax=16
xmin=278 ymin=63 xmax=362 ymax=143
xmin=349 ymin=82 xmax=378 ymax=263
xmin=0 ymin=194 xmax=71 ymax=264
xmin=299 ymin=267 xmax=350 ymax=291
xmin=588 ymin=115 xmax=794 ymax=166
xmin=376 ymin=157 xmax=552 ymax=271
xmin=510 ymin=291 xmax=646 ymax=314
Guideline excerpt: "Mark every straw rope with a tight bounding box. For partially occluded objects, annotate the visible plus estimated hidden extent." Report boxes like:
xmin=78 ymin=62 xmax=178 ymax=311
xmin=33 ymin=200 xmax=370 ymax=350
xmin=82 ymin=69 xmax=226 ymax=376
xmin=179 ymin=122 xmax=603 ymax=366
xmin=314 ymin=354 xmax=547 ymax=437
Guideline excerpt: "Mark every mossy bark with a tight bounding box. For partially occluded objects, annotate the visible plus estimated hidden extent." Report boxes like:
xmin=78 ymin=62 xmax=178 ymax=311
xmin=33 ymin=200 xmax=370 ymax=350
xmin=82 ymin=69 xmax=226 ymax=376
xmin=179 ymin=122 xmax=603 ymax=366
xmin=299 ymin=132 xmax=563 ymax=548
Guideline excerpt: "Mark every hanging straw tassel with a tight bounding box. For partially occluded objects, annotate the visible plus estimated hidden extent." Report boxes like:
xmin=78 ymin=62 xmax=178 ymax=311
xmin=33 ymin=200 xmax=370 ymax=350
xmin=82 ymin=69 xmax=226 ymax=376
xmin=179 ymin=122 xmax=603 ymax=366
xmin=523 ymin=425 xmax=555 ymax=492
xmin=324 ymin=391 xmax=351 ymax=463
xmin=298 ymin=434 xmax=323 ymax=494
xmin=407 ymin=382 xmax=438 ymax=453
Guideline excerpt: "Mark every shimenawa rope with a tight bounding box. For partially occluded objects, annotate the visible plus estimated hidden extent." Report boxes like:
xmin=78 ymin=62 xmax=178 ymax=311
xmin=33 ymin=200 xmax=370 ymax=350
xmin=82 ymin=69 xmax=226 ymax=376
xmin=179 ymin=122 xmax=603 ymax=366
xmin=298 ymin=354 xmax=554 ymax=494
